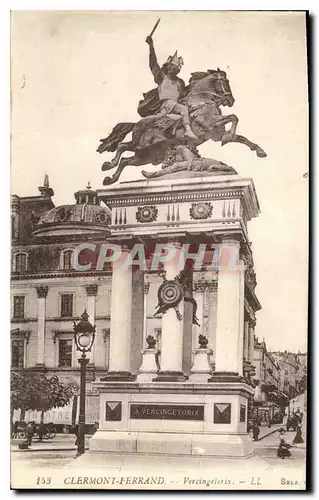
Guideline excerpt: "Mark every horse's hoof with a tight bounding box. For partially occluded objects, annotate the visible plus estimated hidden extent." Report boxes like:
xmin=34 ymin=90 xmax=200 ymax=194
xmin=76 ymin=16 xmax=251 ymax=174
xmin=103 ymin=176 xmax=113 ymax=185
xmin=101 ymin=161 xmax=114 ymax=171
xmin=256 ymin=148 xmax=267 ymax=158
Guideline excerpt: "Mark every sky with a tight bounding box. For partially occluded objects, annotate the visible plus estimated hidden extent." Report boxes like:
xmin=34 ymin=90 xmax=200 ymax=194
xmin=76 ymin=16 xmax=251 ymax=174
xmin=10 ymin=10 xmax=308 ymax=352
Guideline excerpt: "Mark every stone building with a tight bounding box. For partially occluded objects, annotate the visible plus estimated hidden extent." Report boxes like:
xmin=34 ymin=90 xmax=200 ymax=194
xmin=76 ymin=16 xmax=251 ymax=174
xmin=252 ymin=337 xmax=289 ymax=423
xmin=11 ymin=177 xmax=261 ymax=389
xmin=271 ymin=350 xmax=304 ymax=400
xmin=11 ymin=175 xmax=263 ymax=454
xmin=11 ymin=177 xmax=113 ymax=390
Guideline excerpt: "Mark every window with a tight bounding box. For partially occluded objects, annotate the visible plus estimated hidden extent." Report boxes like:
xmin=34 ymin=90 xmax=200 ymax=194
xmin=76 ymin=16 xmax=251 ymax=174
xmin=12 ymin=339 xmax=24 ymax=368
xmin=61 ymin=294 xmax=73 ymax=317
xmin=58 ymin=339 xmax=72 ymax=367
xmin=63 ymin=250 xmax=73 ymax=270
xmin=13 ymin=296 xmax=25 ymax=319
xmin=13 ymin=252 xmax=27 ymax=273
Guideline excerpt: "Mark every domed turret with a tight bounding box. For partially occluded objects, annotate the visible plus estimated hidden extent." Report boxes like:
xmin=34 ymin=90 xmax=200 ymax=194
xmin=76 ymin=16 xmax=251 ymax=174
xmin=74 ymin=182 xmax=98 ymax=205
xmin=33 ymin=182 xmax=111 ymax=238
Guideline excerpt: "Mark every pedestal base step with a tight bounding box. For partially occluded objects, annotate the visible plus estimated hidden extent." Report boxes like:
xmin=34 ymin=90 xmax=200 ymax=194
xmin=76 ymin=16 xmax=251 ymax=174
xmin=89 ymin=430 xmax=253 ymax=458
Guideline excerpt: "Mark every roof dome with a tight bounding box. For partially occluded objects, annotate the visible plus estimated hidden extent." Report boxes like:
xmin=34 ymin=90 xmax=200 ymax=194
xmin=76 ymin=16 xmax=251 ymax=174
xmin=33 ymin=183 xmax=111 ymax=238
xmin=38 ymin=203 xmax=110 ymax=225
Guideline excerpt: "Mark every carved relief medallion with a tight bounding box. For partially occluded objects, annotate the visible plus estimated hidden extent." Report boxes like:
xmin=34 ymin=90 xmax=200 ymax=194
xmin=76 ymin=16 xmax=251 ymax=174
xmin=95 ymin=210 xmax=110 ymax=224
xmin=136 ymin=205 xmax=158 ymax=223
xmin=56 ymin=207 xmax=72 ymax=222
xmin=189 ymin=202 xmax=213 ymax=220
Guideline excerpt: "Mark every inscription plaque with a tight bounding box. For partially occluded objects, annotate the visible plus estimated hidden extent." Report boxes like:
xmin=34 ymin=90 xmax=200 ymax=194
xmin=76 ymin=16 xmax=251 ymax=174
xmin=130 ymin=404 xmax=204 ymax=420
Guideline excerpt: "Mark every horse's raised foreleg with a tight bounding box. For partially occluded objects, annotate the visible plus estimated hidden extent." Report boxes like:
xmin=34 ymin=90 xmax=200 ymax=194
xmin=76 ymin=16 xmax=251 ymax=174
xmin=217 ymin=114 xmax=239 ymax=145
xmin=230 ymin=134 xmax=267 ymax=158
xmin=193 ymin=114 xmax=238 ymax=144
xmin=101 ymin=141 xmax=134 ymax=171
xmin=103 ymin=154 xmax=148 ymax=185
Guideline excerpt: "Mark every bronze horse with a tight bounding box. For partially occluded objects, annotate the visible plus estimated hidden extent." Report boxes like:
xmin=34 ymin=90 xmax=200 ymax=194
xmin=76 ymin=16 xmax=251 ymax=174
xmin=97 ymin=69 xmax=266 ymax=185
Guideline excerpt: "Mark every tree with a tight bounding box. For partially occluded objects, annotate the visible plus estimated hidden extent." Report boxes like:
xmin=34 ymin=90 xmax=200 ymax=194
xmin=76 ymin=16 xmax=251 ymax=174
xmin=11 ymin=371 xmax=78 ymax=422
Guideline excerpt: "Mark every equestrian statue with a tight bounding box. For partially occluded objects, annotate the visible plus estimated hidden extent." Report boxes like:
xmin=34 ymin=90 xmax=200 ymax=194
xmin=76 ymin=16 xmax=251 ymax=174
xmin=97 ymin=19 xmax=267 ymax=185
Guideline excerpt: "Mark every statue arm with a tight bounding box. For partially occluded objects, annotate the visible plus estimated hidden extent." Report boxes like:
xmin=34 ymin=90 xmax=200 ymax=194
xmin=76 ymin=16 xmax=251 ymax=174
xmin=146 ymin=37 xmax=163 ymax=84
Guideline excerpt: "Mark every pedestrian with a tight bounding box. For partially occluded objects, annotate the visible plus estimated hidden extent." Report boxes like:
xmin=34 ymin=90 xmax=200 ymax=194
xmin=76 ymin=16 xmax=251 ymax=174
xmin=38 ymin=421 xmax=45 ymax=442
xmin=25 ymin=421 xmax=34 ymax=447
xmin=293 ymin=425 xmax=304 ymax=444
xmin=252 ymin=423 xmax=260 ymax=441
xmin=277 ymin=428 xmax=291 ymax=459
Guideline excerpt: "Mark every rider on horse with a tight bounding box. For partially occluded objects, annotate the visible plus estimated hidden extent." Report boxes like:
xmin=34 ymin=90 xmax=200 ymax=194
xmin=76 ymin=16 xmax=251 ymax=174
xmin=143 ymin=35 xmax=198 ymax=140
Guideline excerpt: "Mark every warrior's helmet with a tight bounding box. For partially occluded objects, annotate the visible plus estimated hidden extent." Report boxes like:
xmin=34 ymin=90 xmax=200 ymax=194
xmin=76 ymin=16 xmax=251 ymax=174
xmin=165 ymin=51 xmax=184 ymax=69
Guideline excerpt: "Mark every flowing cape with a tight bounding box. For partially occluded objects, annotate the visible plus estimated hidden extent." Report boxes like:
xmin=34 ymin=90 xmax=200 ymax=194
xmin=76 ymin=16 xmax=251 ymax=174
xmin=137 ymin=88 xmax=162 ymax=117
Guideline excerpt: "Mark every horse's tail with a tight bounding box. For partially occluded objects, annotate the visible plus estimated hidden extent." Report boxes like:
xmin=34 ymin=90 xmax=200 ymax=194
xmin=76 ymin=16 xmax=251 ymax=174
xmin=97 ymin=122 xmax=135 ymax=153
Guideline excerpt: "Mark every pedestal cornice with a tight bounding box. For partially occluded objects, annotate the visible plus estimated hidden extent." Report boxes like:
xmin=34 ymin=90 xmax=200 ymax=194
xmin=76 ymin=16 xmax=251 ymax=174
xmin=92 ymin=380 xmax=254 ymax=397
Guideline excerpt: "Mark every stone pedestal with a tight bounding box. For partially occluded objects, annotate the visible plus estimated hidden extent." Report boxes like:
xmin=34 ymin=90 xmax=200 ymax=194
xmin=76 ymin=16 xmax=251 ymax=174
xmin=89 ymin=381 xmax=254 ymax=457
xmin=95 ymin=174 xmax=260 ymax=458
xmin=137 ymin=349 xmax=158 ymax=382
xmin=189 ymin=348 xmax=212 ymax=383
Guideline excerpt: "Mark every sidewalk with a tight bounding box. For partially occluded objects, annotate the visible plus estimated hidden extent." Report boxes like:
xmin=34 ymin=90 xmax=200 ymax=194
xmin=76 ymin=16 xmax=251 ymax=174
xmin=11 ymin=434 xmax=91 ymax=452
xmin=253 ymin=429 xmax=306 ymax=451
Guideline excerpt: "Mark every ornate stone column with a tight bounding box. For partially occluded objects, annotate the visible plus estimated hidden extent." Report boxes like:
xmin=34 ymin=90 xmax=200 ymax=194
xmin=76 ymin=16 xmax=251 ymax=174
xmin=248 ymin=319 xmax=256 ymax=363
xmin=102 ymin=247 xmax=135 ymax=381
xmin=192 ymin=278 xmax=206 ymax=358
xmin=85 ymin=284 xmax=98 ymax=365
xmin=243 ymin=319 xmax=249 ymax=361
xmin=36 ymin=286 xmax=48 ymax=366
xmin=143 ymin=280 xmax=150 ymax=347
xmin=206 ymin=280 xmax=218 ymax=367
xmin=155 ymin=242 xmax=186 ymax=382
xmin=213 ymin=237 xmax=245 ymax=376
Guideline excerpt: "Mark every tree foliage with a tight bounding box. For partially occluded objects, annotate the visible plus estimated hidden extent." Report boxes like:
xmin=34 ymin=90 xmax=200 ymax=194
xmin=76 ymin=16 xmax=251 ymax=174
xmin=11 ymin=371 xmax=78 ymax=413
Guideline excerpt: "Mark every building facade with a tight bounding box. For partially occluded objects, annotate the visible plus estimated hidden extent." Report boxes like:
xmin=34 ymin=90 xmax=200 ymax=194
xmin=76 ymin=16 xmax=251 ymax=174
xmin=252 ymin=337 xmax=286 ymax=423
xmin=11 ymin=178 xmax=112 ymax=391
xmin=11 ymin=177 xmax=262 ymax=425
xmin=251 ymin=339 xmax=306 ymax=424
xmin=271 ymin=350 xmax=304 ymax=400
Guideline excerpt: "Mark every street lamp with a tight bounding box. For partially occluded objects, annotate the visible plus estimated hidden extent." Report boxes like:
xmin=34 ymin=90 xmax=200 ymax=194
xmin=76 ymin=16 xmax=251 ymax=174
xmin=74 ymin=309 xmax=95 ymax=457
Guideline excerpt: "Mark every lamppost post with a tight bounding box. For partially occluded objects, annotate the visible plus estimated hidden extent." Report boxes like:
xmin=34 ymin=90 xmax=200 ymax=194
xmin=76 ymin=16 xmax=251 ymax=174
xmin=77 ymin=355 xmax=90 ymax=456
xmin=73 ymin=309 xmax=95 ymax=457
